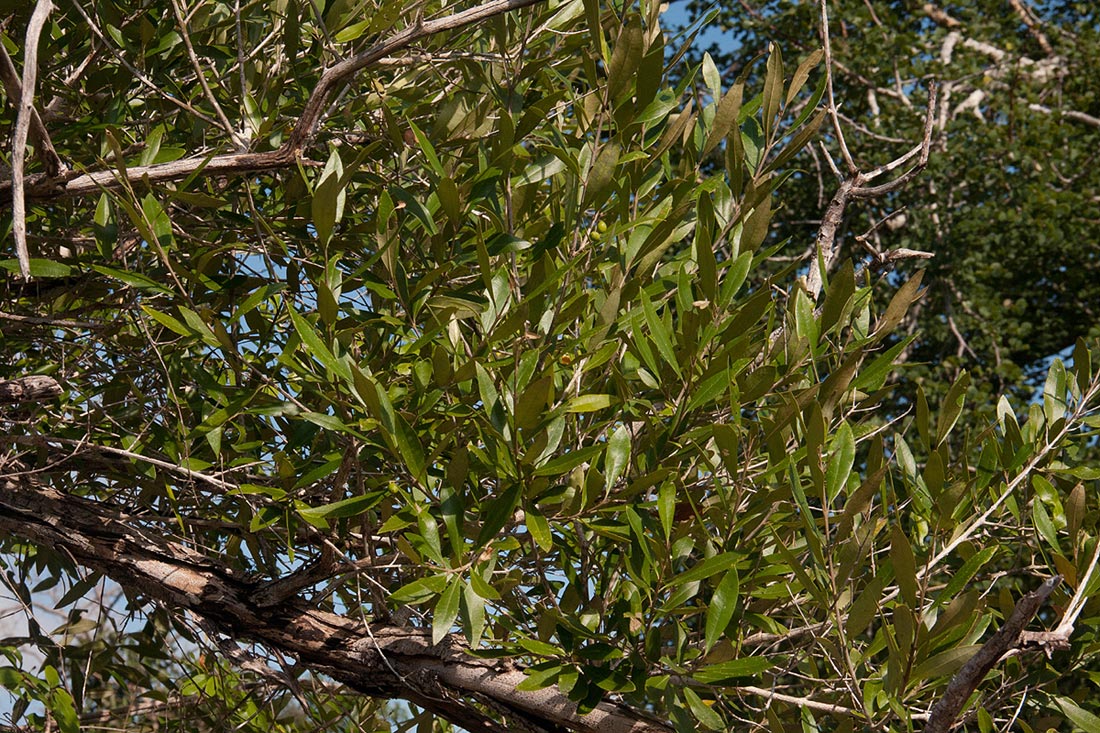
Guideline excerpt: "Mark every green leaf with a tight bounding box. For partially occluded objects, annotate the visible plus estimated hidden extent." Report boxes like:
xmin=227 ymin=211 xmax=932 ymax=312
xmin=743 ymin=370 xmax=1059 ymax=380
xmin=702 ymin=82 xmax=743 ymax=156
xmin=48 ymin=686 xmax=80 ymax=733
xmin=683 ymin=686 xmax=725 ymax=731
xmin=693 ymin=656 xmax=772 ymax=684
xmin=0 ymin=258 xmax=72 ymax=277
xmin=141 ymin=193 xmax=173 ymax=246
xmin=389 ymin=575 xmax=448 ymax=604
xmin=935 ymin=546 xmax=998 ymax=607
xmin=876 ymin=271 xmax=924 ymax=336
xmin=604 ymin=424 xmax=631 ymax=491
xmin=515 ymin=664 xmax=562 ymax=691
xmin=142 ymin=306 xmax=193 ymax=338
xmin=936 ymin=371 xmax=971 ymax=446
xmin=1057 ymin=697 xmax=1100 ymax=733
xmin=287 ymin=302 xmax=351 ymax=381
xmin=526 ymin=511 xmax=553 ymax=551
xmin=704 ymin=568 xmax=739 ymax=651
xmin=641 ymin=290 xmax=681 ymax=378
xmin=312 ymin=148 xmax=345 ymax=246
xmin=298 ymin=493 xmax=380 ymax=528
xmin=95 ymin=265 xmax=174 ymax=294
xmin=910 ymin=645 xmax=982 ymax=681
xmin=761 ymin=43 xmax=783 ymax=141
xmin=786 ymin=48 xmax=823 ymax=105
xmin=433 ymin=576 xmax=462 ymax=645
xmin=826 ymin=421 xmax=855 ymax=501
xmin=565 ymin=394 xmax=613 ymax=413
xmin=891 ymin=523 xmax=919 ymax=607
xmin=670 ymin=553 xmax=738 ymax=585
xmin=477 ymin=483 xmax=522 ymax=546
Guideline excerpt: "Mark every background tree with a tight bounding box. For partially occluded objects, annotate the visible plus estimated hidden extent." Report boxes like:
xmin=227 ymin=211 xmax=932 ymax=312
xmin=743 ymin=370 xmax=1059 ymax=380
xmin=678 ymin=0 xmax=1100 ymax=410
xmin=2 ymin=1 xmax=1100 ymax=733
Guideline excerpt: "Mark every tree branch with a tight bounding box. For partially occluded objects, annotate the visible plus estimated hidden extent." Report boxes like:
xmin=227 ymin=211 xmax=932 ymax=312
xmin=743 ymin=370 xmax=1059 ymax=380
xmin=0 ymin=0 xmax=549 ymax=207
xmin=10 ymin=0 xmax=53 ymax=279
xmin=0 ymin=476 xmax=672 ymax=733
xmin=924 ymin=576 xmax=1061 ymax=733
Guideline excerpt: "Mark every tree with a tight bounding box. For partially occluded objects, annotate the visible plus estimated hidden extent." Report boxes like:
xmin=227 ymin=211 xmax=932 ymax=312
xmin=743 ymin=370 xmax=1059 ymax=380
xmin=2 ymin=1 xmax=1100 ymax=732
xmin=678 ymin=0 xmax=1100 ymax=410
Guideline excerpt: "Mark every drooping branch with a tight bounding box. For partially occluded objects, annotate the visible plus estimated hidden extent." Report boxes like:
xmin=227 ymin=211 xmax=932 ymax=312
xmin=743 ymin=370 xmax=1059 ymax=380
xmin=0 ymin=476 xmax=672 ymax=733
xmin=0 ymin=0 xmax=549 ymax=207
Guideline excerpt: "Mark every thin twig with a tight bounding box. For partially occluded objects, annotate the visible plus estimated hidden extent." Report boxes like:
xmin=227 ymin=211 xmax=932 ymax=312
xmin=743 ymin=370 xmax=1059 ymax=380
xmin=11 ymin=0 xmax=54 ymax=279
xmin=170 ymin=0 xmax=248 ymax=150
xmin=819 ymin=0 xmax=856 ymax=173
xmin=0 ymin=40 xmax=64 ymax=177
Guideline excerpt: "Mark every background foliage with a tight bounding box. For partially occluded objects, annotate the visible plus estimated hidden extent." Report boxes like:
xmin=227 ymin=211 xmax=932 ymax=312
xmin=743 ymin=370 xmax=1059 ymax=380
xmin=678 ymin=0 xmax=1100 ymax=411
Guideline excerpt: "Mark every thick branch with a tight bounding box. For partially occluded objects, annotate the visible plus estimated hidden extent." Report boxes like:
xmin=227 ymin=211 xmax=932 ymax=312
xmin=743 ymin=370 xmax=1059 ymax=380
xmin=0 ymin=477 xmax=671 ymax=733
xmin=11 ymin=0 xmax=53 ymax=279
xmin=0 ymin=375 xmax=61 ymax=405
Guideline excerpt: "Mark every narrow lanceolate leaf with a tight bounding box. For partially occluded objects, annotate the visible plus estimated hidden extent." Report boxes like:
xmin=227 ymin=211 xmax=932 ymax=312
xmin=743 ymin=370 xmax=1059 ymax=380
xmin=432 ymin=576 xmax=462 ymax=645
xmin=936 ymin=371 xmax=970 ymax=446
xmin=825 ymin=421 xmax=855 ymax=501
xmin=604 ymin=424 xmax=632 ymax=491
xmin=702 ymin=83 xmax=744 ymax=156
xmin=891 ymin=523 xmax=919 ymax=607
xmin=298 ymin=493 xmax=380 ymax=528
xmin=704 ymin=568 xmax=740 ymax=651
xmin=694 ymin=656 xmax=772 ymax=684
xmin=287 ymin=302 xmax=350 ymax=380
xmin=1057 ymin=697 xmax=1100 ymax=733
xmin=312 ymin=148 xmax=345 ymax=246
xmin=565 ymin=394 xmax=613 ymax=413
xmin=641 ymin=291 xmax=681 ymax=377
xmin=761 ymin=43 xmax=783 ymax=141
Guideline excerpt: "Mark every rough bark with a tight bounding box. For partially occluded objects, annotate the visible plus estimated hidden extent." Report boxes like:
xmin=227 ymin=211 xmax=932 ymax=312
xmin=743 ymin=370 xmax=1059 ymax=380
xmin=0 ymin=375 xmax=61 ymax=405
xmin=0 ymin=476 xmax=671 ymax=733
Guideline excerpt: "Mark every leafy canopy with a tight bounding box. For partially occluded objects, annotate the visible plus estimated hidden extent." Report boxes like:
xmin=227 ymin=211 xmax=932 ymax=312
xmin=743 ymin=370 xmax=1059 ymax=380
xmin=1 ymin=1 xmax=1100 ymax=732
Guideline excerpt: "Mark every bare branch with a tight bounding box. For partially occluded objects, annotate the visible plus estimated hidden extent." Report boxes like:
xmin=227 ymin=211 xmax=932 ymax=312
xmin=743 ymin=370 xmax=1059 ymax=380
xmin=819 ymin=0 xmax=856 ymax=173
xmin=0 ymin=42 xmax=64 ymax=177
xmin=170 ymin=0 xmax=249 ymax=150
xmin=11 ymin=0 xmax=54 ymax=279
xmin=1008 ymin=0 xmax=1054 ymax=56
xmin=0 ymin=376 xmax=61 ymax=405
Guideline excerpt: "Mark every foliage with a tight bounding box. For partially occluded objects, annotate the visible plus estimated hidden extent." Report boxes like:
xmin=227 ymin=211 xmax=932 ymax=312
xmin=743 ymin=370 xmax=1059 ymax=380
xmin=680 ymin=0 xmax=1100 ymax=410
xmin=1 ymin=1 xmax=1100 ymax=732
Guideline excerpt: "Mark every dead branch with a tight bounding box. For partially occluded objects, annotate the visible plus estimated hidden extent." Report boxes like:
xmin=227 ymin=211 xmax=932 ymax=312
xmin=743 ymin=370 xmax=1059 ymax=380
xmin=0 ymin=375 xmax=61 ymax=405
xmin=803 ymin=0 xmax=938 ymax=301
xmin=0 ymin=42 xmax=64 ymax=177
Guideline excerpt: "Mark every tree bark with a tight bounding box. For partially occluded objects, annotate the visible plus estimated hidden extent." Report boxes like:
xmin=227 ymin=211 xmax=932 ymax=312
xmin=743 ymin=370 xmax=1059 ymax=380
xmin=0 ymin=476 xmax=670 ymax=733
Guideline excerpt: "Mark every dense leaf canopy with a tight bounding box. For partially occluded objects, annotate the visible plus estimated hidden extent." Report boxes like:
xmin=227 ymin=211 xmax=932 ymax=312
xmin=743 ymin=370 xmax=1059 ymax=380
xmin=1 ymin=1 xmax=1100 ymax=732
